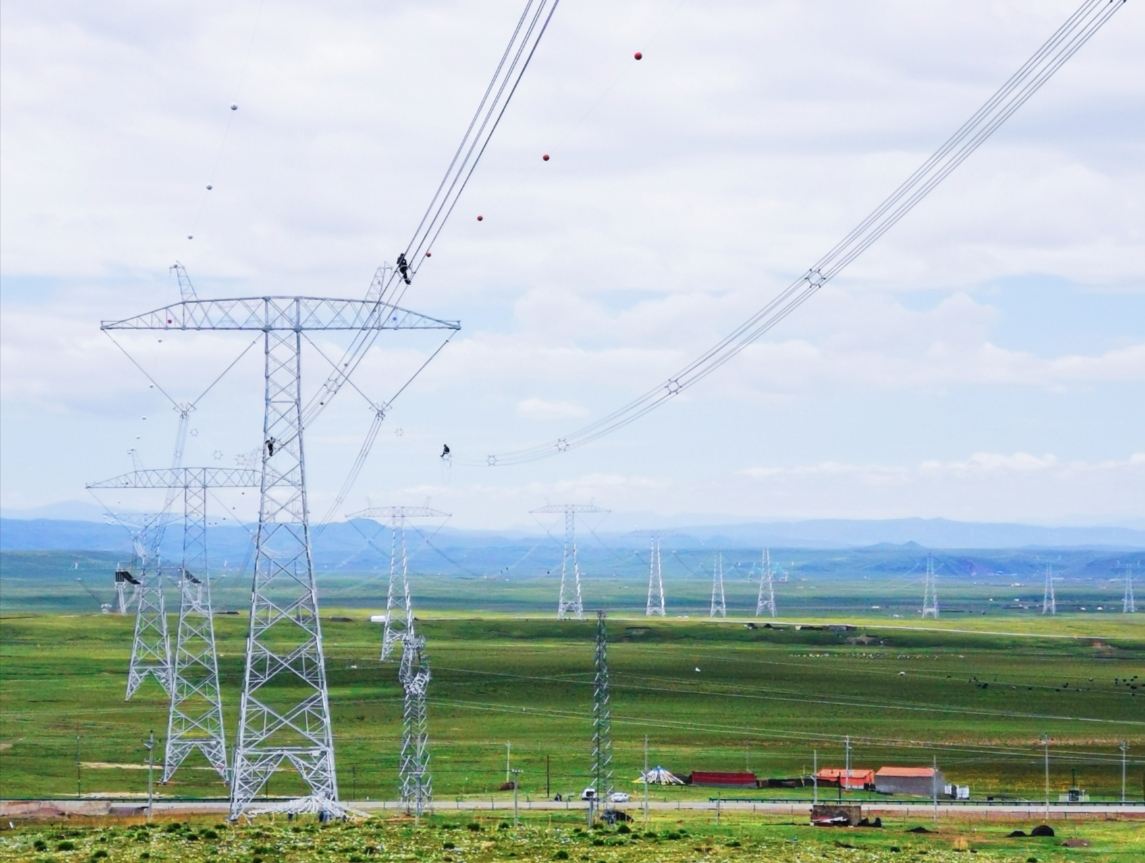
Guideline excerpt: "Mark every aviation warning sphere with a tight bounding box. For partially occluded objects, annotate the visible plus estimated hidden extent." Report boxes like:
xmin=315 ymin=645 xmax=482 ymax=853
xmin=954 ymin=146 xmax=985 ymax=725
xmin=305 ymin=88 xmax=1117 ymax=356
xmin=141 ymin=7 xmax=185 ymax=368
xmin=634 ymin=51 xmax=642 ymax=60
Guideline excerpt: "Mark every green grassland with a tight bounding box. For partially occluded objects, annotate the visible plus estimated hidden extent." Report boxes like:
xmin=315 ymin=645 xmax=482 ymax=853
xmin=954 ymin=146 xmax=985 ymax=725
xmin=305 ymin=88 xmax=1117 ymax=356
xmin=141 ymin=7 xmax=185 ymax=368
xmin=3 ymin=811 xmax=1145 ymax=863
xmin=2 ymin=609 xmax=1142 ymax=805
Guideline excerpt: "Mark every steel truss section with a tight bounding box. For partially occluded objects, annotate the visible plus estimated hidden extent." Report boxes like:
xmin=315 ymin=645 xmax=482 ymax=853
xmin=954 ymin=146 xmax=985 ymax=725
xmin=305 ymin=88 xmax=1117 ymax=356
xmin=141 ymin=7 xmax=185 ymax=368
xmin=591 ymin=611 xmax=613 ymax=807
xmin=922 ymin=555 xmax=939 ymax=619
xmin=756 ymin=548 xmax=777 ymax=618
xmin=164 ymin=484 xmax=228 ymax=782
xmin=709 ymin=552 xmax=726 ymax=619
xmin=1042 ymin=564 xmax=1056 ymax=615
xmin=348 ymin=507 xmax=450 ymax=661
xmin=124 ymin=518 xmax=174 ymax=700
xmin=228 ymin=329 xmax=338 ymax=817
xmin=531 ymin=504 xmax=609 ymax=621
xmin=646 ymin=537 xmax=665 ymax=617
xmin=398 ymin=633 xmax=432 ymax=816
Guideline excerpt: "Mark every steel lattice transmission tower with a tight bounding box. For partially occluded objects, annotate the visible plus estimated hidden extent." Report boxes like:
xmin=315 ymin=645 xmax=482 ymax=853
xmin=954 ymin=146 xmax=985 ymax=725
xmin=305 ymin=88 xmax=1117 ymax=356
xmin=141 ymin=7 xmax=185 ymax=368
xmin=591 ymin=611 xmax=613 ymax=807
xmin=1125 ymin=564 xmax=1137 ymax=614
xmin=114 ymin=513 xmax=176 ymax=699
xmin=349 ymin=506 xmax=450 ymax=660
xmin=921 ymin=555 xmax=939 ymax=619
xmin=89 ymin=467 xmax=261 ymax=782
xmin=398 ymin=632 xmax=432 ymax=816
xmin=1042 ymin=564 xmax=1056 ymax=615
xmin=103 ymin=293 xmax=459 ymax=819
xmin=710 ymin=552 xmax=726 ymax=619
xmin=646 ymin=537 xmax=665 ymax=617
xmin=115 ymin=400 xmax=196 ymax=699
xmin=756 ymin=548 xmax=777 ymax=618
xmin=531 ymin=504 xmax=609 ymax=620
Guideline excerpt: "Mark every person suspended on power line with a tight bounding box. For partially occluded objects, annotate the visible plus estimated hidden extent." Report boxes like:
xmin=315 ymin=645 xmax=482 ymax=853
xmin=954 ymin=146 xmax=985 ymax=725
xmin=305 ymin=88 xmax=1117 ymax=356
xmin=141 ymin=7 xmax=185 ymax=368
xmin=396 ymin=253 xmax=411 ymax=285
xmin=441 ymin=444 xmax=450 ymax=459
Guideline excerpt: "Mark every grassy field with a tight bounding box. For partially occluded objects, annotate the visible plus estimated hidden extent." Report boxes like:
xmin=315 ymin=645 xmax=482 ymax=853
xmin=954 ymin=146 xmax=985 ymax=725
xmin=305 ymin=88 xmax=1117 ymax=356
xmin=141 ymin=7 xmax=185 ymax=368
xmin=2 ymin=811 xmax=1145 ymax=863
xmin=1 ymin=609 xmax=1142 ymax=805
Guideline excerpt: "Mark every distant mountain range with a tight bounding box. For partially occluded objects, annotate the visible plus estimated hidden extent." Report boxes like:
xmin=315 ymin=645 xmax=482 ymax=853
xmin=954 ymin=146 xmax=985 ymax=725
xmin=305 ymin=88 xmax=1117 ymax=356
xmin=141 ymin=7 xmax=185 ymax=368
xmin=2 ymin=513 xmax=1143 ymax=559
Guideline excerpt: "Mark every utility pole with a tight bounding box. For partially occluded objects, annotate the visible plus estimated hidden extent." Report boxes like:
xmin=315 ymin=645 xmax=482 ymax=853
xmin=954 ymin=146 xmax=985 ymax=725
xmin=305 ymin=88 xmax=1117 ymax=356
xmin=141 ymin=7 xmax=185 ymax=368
xmin=591 ymin=611 xmax=613 ymax=818
xmin=646 ymin=537 xmax=665 ymax=616
xmin=75 ymin=734 xmax=81 ymax=798
xmin=531 ymin=505 xmax=609 ymax=620
xmin=844 ymin=736 xmax=852 ymax=794
xmin=511 ymin=768 xmax=523 ymax=827
xmin=710 ymin=553 xmax=726 ymax=619
xmin=1120 ymin=741 xmax=1128 ymax=804
xmin=812 ymin=749 xmax=818 ymax=805
xmin=641 ymin=732 xmax=650 ymax=828
xmin=144 ymin=730 xmax=156 ymax=823
xmin=922 ymin=555 xmax=939 ymax=619
xmin=932 ymin=755 xmax=938 ymax=825
xmin=1042 ymin=735 xmax=1051 ymax=817
xmin=546 ymin=754 xmax=551 ymax=799
xmin=1042 ymin=564 xmax=1056 ymax=615
xmin=506 ymin=742 xmax=512 ymax=785
xmin=756 ymin=548 xmax=777 ymax=618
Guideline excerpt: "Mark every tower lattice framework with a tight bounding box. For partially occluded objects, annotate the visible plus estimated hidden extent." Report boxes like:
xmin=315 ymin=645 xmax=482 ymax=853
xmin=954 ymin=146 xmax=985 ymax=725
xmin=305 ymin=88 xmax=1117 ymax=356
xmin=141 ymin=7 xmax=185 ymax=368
xmin=1125 ymin=564 xmax=1137 ymax=614
xmin=710 ymin=552 xmax=726 ymax=618
xmin=591 ymin=611 xmax=613 ymax=805
xmin=756 ymin=548 xmax=777 ymax=618
xmin=90 ymin=467 xmax=261 ymax=782
xmin=922 ymin=555 xmax=939 ymax=619
xmin=121 ymin=515 xmax=174 ymax=699
xmin=646 ymin=537 xmax=665 ymax=616
xmin=103 ymin=294 xmax=458 ymax=819
xmin=398 ymin=632 xmax=432 ymax=815
xmin=1042 ymin=564 xmax=1056 ymax=615
xmin=349 ymin=506 xmax=450 ymax=660
xmin=531 ymin=504 xmax=609 ymax=620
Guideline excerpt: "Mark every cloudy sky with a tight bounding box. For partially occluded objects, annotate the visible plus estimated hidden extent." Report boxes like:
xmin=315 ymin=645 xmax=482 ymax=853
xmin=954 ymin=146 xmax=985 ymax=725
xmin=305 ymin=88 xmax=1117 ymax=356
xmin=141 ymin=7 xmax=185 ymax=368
xmin=2 ymin=0 xmax=1142 ymax=529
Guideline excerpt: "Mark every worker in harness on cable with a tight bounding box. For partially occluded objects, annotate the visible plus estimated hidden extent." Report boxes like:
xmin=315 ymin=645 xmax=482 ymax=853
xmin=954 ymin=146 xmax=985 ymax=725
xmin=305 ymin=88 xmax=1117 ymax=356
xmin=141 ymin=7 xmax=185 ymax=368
xmin=396 ymin=252 xmax=411 ymax=285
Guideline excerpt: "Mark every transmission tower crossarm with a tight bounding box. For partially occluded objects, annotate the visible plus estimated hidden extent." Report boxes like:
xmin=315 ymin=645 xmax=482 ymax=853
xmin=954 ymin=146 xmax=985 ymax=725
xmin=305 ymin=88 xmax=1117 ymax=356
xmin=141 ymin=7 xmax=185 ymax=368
xmin=101 ymin=297 xmax=460 ymax=332
xmin=88 ymin=467 xmax=261 ymax=490
xmin=350 ymin=506 xmax=451 ymax=520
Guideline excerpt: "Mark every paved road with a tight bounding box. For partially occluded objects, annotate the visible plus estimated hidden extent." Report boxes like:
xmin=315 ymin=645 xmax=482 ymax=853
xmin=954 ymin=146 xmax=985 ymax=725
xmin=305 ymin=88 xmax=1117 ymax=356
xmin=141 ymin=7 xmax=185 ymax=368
xmin=4 ymin=798 xmax=1143 ymax=820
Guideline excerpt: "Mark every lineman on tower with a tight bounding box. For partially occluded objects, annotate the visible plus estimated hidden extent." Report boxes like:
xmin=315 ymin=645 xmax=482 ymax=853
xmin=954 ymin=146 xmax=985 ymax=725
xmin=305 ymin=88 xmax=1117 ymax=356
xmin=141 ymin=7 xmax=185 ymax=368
xmin=396 ymin=253 xmax=411 ymax=285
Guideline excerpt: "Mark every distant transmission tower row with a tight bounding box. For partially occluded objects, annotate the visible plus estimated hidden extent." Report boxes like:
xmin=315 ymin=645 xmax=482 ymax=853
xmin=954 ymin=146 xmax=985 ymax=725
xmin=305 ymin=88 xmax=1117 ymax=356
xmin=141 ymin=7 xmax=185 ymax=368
xmin=921 ymin=555 xmax=939 ymax=619
xmin=710 ymin=553 xmax=726 ymax=618
xmin=532 ymin=504 xmax=609 ymax=620
xmin=349 ymin=506 xmax=449 ymax=660
xmin=646 ymin=537 xmax=665 ymax=616
xmin=756 ymin=548 xmax=777 ymax=618
xmin=1042 ymin=564 xmax=1056 ymax=615
xmin=1125 ymin=564 xmax=1137 ymax=614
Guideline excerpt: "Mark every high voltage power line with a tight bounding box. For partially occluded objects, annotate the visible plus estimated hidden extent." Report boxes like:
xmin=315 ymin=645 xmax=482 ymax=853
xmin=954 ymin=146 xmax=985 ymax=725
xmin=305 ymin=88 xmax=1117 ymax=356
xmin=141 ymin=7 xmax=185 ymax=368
xmin=471 ymin=0 xmax=1127 ymax=467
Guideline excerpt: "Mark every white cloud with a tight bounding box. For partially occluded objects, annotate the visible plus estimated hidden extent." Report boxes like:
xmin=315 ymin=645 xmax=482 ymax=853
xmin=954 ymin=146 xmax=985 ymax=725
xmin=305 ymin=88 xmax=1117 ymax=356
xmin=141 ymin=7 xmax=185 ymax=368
xmin=1 ymin=1 xmax=1142 ymax=523
xmin=515 ymin=398 xmax=589 ymax=420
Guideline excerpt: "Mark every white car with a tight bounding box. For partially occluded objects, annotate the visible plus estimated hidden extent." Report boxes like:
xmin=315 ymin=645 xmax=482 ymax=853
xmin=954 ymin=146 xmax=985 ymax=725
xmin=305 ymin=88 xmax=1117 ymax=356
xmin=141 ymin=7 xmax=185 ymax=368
xmin=608 ymin=792 xmax=630 ymax=803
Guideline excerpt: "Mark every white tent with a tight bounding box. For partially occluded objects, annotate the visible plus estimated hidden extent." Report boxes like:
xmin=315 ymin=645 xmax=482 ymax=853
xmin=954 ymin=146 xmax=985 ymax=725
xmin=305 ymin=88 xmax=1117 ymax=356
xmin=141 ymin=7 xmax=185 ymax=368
xmin=634 ymin=766 xmax=683 ymax=785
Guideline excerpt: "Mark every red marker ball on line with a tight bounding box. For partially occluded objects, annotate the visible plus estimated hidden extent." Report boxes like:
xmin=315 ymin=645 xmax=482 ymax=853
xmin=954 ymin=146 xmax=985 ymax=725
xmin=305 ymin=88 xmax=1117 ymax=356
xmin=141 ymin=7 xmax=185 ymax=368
xmin=634 ymin=51 xmax=643 ymax=60
xmin=477 ymin=215 xmax=483 ymax=221
xmin=425 ymin=251 xmax=432 ymax=257
xmin=543 ymin=154 xmax=550 ymax=161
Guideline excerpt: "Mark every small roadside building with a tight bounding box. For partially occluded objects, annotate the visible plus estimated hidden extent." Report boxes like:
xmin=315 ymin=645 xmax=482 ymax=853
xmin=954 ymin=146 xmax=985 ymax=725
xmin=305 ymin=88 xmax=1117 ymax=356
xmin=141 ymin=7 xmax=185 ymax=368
xmin=689 ymin=771 xmax=758 ymax=788
xmin=875 ymin=766 xmax=945 ymax=796
xmin=815 ymin=768 xmax=874 ymax=790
